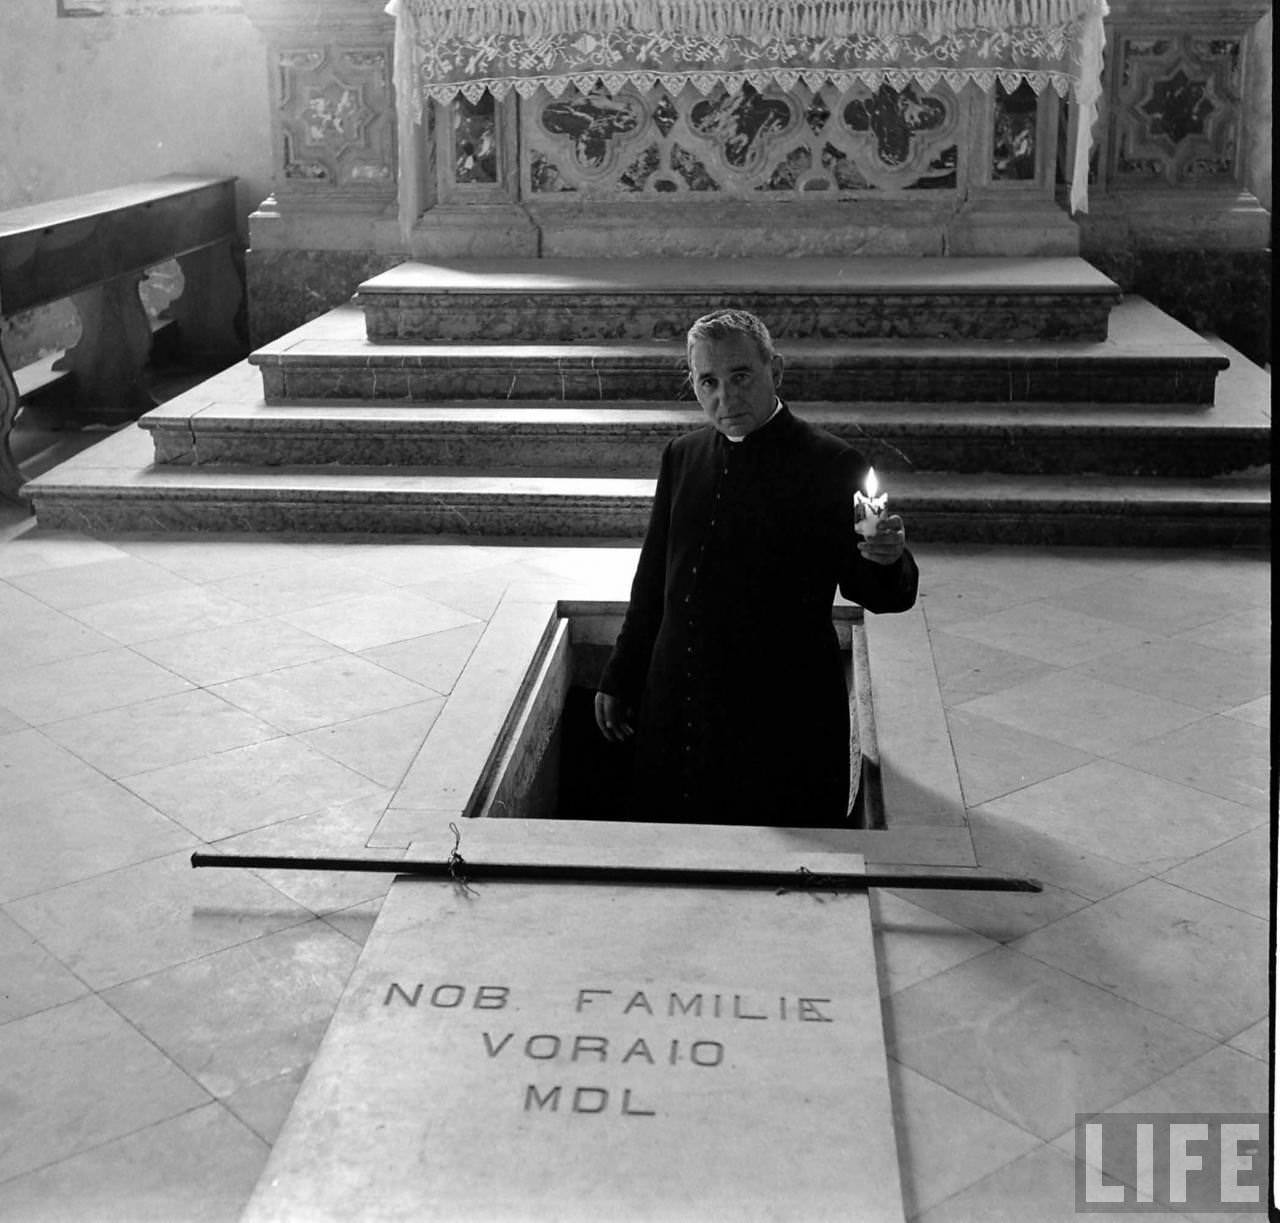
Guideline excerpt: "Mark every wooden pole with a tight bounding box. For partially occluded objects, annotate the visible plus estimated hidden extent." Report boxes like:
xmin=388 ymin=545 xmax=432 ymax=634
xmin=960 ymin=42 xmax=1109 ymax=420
xmin=191 ymin=852 xmax=1041 ymax=892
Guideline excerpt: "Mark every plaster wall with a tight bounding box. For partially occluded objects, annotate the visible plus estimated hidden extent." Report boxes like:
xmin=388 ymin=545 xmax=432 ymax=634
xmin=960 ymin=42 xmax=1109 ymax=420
xmin=0 ymin=0 xmax=273 ymax=363
xmin=0 ymin=0 xmax=272 ymax=230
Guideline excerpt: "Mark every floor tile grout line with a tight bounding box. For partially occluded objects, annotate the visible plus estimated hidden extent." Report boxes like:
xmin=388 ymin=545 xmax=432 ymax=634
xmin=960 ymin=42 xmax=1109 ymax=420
xmin=886 ymin=932 xmax=1262 ymax=1051
xmin=0 ymin=1100 xmax=248 ymax=1193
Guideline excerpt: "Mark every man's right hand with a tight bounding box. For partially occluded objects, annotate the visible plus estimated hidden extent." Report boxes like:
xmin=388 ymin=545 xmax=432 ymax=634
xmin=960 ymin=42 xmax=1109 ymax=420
xmin=594 ymin=692 xmax=635 ymax=743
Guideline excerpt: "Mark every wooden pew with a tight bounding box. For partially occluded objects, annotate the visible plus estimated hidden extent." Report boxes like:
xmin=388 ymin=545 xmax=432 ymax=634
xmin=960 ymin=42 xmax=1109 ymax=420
xmin=0 ymin=175 xmax=243 ymax=501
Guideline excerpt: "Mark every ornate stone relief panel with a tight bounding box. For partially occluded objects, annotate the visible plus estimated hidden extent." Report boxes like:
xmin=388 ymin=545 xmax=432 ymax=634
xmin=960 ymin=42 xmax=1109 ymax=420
xmin=276 ymin=44 xmax=396 ymax=192
xmin=992 ymin=81 xmax=1040 ymax=181
xmin=520 ymin=81 xmax=961 ymax=200
xmin=1107 ymin=33 xmax=1245 ymax=187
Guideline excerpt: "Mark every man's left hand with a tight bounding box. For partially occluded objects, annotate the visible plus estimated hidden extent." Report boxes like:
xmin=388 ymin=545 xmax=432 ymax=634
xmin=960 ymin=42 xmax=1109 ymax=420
xmin=859 ymin=514 xmax=907 ymax=566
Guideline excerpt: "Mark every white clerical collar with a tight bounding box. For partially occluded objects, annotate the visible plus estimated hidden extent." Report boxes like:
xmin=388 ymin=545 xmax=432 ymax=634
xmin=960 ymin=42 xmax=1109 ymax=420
xmin=725 ymin=397 xmax=783 ymax=442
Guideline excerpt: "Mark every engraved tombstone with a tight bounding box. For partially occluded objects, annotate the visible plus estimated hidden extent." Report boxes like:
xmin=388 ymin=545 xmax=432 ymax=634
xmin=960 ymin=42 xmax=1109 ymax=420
xmin=244 ymin=823 xmax=905 ymax=1221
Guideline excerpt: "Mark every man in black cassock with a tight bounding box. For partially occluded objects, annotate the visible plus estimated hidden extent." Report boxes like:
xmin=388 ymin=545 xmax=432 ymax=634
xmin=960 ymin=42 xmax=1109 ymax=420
xmin=594 ymin=309 xmax=919 ymax=827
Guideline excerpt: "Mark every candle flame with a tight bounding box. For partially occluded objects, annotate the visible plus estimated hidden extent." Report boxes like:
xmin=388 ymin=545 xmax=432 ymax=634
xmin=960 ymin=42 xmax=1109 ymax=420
xmin=864 ymin=467 xmax=879 ymax=498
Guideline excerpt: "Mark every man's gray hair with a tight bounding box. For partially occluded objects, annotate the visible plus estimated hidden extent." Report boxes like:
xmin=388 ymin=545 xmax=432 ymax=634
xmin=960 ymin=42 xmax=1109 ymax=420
xmin=686 ymin=309 xmax=776 ymax=363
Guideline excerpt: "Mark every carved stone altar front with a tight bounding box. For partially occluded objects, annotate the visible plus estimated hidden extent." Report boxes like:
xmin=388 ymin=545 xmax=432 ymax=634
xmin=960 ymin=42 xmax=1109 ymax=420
xmin=240 ymin=0 xmax=1270 ymax=362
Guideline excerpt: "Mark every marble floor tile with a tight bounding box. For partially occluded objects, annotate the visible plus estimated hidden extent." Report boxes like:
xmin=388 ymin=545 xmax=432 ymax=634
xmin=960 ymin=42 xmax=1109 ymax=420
xmin=1174 ymin=607 xmax=1270 ymax=665
xmin=211 ymin=560 xmax=399 ymax=615
xmin=886 ymin=947 xmax=1214 ymax=1141
xmin=0 ymin=596 xmax=118 ymax=676
xmin=0 ymin=530 xmax=126 ymax=578
xmin=954 ymin=669 xmax=1204 ymax=756
xmin=0 ymin=727 xmax=115 ymax=805
xmin=1052 ymin=1045 xmax=1269 ymax=1218
xmin=941 ymin=601 xmax=1154 ymax=668
xmin=939 ymin=549 xmax=1146 ymax=601
xmin=0 ymin=705 xmax=25 ymax=733
xmin=131 ymin=616 xmax=342 ymax=686
xmin=1144 ymin=552 xmax=1271 ymax=609
xmin=402 ymin=565 xmax=521 ymax=620
xmin=0 ymin=1102 xmax=267 ymax=1223
xmin=341 ymin=542 xmax=516 ymax=586
xmin=359 ymin=620 xmax=485 ymax=693
xmin=4 ymin=850 xmax=314 ymax=991
xmin=208 ymin=791 xmax=395 ymax=858
xmin=249 ymin=861 xmax=396 ymax=918
xmin=103 ymin=921 xmax=361 ymax=1142
xmin=1048 ymin=573 xmax=1232 ymax=635
xmin=279 ymin=589 xmax=479 ymax=652
xmin=0 ymin=908 xmax=88 ymax=1023
xmin=1074 ymin=1042 xmax=1267 ymax=1124
xmin=944 ymin=708 xmax=1094 ymax=807
xmin=1011 ymin=878 xmax=1268 ymax=1042
xmin=1227 ymin=1018 xmax=1269 ymax=1062
xmin=516 ymin=545 xmax=643 ymax=587
xmin=963 ymin=811 xmax=1148 ymax=903
xmin=1108 ymin=715 xmax=1270 ymax=812
xmin=926 ymin=630 xmax=1057 ymax=705
xmin=122 ymin=736 xmax=387 ymax=841
xmin=1221 ymin=694 xmax=1268 ymax=728
xmin=0 ymin=776 xmax=195 ymax=903
xmin=973 ymin=760 xmax=1262 ymax=876
xmin=298 ymin=697 xmax=446 ymax=788
xmin=869 ymin=891 xmax=997 ymax=997
xmin=66 ymin=584 xmax=262 ymax=645
xmin=1157 ymin=826 xmax=1270 ymax=920
xmin=0 ymin=646 xmax=193 ymax=725
xmin=42 ymin=689 xmax=280 ymax=780
xmin=119 ymin=534 xmax=326 ymax=582
xmin=914 ymin=1143 xmax=1084 ymax=1223
xmin=888 ymin=1058 xmax=1041 ymax=1219
xmin=321 ymin=897 xmax=386 ymax=946
xmin=211 ymin=655 xmax=438 ymax=734
xmin=0 ymin=995 xmax=209 ymax=1182
xmin=917 ymin=576 xmax=1035 ymax=629
xmin=883 ymin=875 xmax=1092 ymax=944
xmin=1071 ymin=638 xmax=1269 ymax=714
xmin=9 ymin=554 xmax=195 ymax=610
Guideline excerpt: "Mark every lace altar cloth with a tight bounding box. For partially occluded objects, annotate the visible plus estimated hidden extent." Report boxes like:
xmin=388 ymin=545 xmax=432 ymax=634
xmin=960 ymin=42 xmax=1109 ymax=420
xmin=385 ymin=0 xmax=1108 ymax=211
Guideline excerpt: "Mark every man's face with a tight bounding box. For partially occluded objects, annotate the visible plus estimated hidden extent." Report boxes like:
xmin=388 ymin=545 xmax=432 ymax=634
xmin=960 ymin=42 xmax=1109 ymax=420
xmin=689 ymin=332 xmax=783 ymax=439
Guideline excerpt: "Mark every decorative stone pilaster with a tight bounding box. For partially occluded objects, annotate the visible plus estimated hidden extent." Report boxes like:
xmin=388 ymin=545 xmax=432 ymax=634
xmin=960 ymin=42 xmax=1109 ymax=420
xmin=1075 ymin=0 xmax=1272 ymax=363
xmin=242 ymin=0 xmax=406 ymax=341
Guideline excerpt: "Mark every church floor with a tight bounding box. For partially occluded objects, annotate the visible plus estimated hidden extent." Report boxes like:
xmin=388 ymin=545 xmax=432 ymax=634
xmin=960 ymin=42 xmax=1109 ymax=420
xmin=0 ymin=507 xmax=1269 ymax=1221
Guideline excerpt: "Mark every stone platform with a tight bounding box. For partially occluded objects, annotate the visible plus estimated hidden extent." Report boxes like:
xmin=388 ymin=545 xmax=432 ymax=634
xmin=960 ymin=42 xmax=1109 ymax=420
xmin=22 ymin=256 xmax=1270 ymax=545
xmin=355 ymin=256 xmax=1122 ymax=342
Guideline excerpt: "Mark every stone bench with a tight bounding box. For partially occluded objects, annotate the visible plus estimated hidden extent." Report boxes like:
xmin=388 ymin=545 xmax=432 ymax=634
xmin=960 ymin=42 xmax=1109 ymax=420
xmin=0 ymin=174 xmax=243 ymax=501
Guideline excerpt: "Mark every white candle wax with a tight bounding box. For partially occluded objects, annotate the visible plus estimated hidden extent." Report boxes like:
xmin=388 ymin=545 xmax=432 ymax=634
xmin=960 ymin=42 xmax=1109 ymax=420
xmin=854 ymin=467 xmax=888 ymax=538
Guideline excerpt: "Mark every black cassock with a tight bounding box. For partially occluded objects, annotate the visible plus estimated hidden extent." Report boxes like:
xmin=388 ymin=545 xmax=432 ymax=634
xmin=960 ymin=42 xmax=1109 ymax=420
xmin=599 ymin=404 xmax=919 ymax=827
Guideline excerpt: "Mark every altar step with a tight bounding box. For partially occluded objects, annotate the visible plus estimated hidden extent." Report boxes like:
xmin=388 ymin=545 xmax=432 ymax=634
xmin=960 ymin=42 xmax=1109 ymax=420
xmin=27 ymin=424 xmax=1268 ymax=546
xmin=251 ymin=299 xmax=1225 ymax=407
xmin=140 ymin=400 xmax=1268 ymax=479
xmin=352 ymin=256 xmax=1123 ymax=343
xmin=22 ymin=255 xmax=1269 ymax=545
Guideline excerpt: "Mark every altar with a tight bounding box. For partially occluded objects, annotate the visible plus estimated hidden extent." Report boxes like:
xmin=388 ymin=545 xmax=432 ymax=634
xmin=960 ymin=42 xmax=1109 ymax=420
xmin=239 ymin=0 xmax=1270 ymax=356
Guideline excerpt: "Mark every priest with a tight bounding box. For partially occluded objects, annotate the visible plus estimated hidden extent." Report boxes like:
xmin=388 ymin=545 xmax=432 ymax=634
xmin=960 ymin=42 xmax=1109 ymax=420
xmin=595 ymin=309 xmax=919 ymax=826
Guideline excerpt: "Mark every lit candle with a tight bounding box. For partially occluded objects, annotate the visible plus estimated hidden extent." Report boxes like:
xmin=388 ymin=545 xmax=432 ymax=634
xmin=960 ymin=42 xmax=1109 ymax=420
xmin=854 ymin=466 xmax=888 ymax=538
